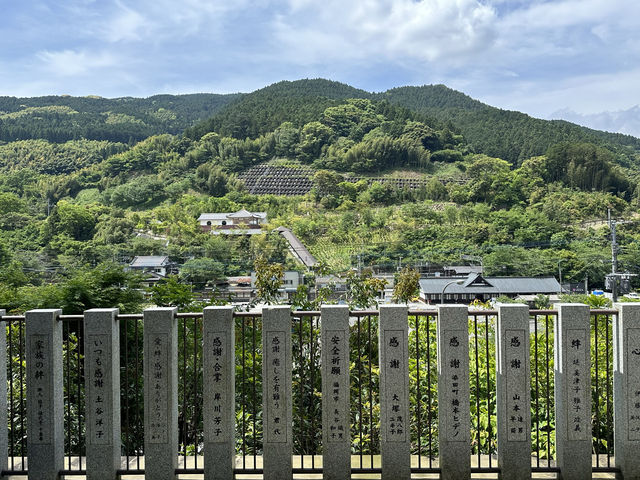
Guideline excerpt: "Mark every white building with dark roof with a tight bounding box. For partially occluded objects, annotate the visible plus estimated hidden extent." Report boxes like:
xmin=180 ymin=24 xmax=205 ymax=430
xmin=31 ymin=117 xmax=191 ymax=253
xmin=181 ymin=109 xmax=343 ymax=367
xmin=128 ymin=256 xmax=174 ymax=287
xmin=129 ymin=255 xmax=171 ymax=276
xmin=419 ymin=273 xmax=561 ymax=304
xmin=198 ymin=210 xmax=267 ymax=234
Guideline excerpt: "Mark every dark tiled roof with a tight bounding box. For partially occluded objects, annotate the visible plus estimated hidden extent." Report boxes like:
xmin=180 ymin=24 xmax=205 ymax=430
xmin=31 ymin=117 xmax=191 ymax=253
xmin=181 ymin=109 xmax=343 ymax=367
xmin=419 ymin=274 xmax=560 ymax=295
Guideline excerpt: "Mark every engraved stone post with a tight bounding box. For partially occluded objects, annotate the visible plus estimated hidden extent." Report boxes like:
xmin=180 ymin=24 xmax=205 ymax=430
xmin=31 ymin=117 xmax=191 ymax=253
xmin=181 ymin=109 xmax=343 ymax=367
xmin=0 ymin=309 xmax=7 ymax=480
xmin=614 ymin=303 xmax=640 ymax=479
xmin=26 ymin=309 xmax=64 ymax=480
xmin=262 ymin=306 xmax=292 ymax=480
xmin=84 ymin=308 xmax=121 ymax=480
xmin=379 ymin=305 xmax=410 ymax=480
xmin=554 ymin=303 xmax=591 ymax=480
xmin=203 ymin=306 xmax=235 ymax=480
xmin=321 ymin=305 xmax=350 ymax=480
xmin=437 ymin=304 xmax=471 ymax=480
xmin=143 ymin=307 xmax=178 ymax=480
xmin=496 ymin=304 xmax=531 ymax=479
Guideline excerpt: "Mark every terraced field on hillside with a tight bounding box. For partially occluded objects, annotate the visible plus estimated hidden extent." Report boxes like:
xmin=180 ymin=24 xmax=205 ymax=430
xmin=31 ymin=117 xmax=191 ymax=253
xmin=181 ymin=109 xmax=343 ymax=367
xmin=238 ymin=164 xmax=464 ymax=196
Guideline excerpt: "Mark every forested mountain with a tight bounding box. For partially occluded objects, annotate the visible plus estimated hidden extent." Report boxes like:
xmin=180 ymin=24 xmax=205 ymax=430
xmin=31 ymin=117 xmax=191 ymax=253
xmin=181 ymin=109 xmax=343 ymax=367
xmin=184 ymin=79 xmax=640 ymax=167
xmin=380 ymin=85 xmax=485 ymax=111
xmin=379 ymin=85 xmax=640 ymax=165
xmin=0 ymin=93 xmax=239 ymax=143
xmin=2 ymin=78 xmax=640 ymax=314
xmin=4 ymin=79 xmax=639 ymax=168
xmin=186 ymin=79 xmax=371 ymax=140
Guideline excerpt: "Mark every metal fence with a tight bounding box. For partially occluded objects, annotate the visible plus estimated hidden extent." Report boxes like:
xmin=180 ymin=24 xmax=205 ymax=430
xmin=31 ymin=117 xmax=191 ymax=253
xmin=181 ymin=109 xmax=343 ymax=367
xmin=2 ymin=308 xmax=617 ymax=478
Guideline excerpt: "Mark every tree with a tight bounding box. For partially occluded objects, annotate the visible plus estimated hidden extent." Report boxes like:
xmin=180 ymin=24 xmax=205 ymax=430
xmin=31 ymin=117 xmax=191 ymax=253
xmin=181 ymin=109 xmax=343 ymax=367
xmin=43 ymin=200 xmax=98 ymax=242
xmin=424 ymin=177 xmax=448 ymax=201
xmin=393 ymin=267 xmax=420 ymax=304
xmin=297 ymin=121 xmax=334 ymax=162
xmin=195 ymin=164 xmax=230 ymax=197
xmin=149 ymin=275 xmax=196 ymax=310
xmin=273 ymin=122 xmax=300 ymax=158
xmin=254 ymin=256 xmax=284 ymax=305
xmin=344 ymin=269 xmax=386 ymax=309
xmin=250 ymin=232 xmax=288 ymax=265
xmin=401 ymin=121 xmax=442 ymax=151
xmin=179 ymin=258 xmax=225 ymax=287
xmin=0 ymin=261 xmax=29 ymax=288
xmin=0 ymin=192 xmax=26 ymax=215
xmin=108 ymin=175 xmax=167 ymax=209
xmin=57 ymin=263 xmax=145 ymax=313
xmin=545 ymin=142 xmax=630 ymax=196
xmin=322 ymin=99 xmax=382 ymax=139
xmin=312 ymin=170 xmax=344 ymax=200
xmin=430 ymin=149 xmax=463 ymax=163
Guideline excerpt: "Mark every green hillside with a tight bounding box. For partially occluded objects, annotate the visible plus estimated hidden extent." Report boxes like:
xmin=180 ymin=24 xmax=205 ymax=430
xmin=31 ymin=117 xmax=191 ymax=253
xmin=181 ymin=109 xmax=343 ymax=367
xmin=379 ymin=85 xmax=640 ymax=165
xmin=177 ymin=79 xmax=640 ymax=170
xmin=0 ymin=93 xmax=239 ymax=143
xmin=4 ymin=79 xmax=639 ymax=168
xmin=186 ymin=79 xmax=371 ymax=140
xmin=1 ymin=78 xmax=640 ymax=314
xmin=380 ymin=84 xmax=485 ymax=111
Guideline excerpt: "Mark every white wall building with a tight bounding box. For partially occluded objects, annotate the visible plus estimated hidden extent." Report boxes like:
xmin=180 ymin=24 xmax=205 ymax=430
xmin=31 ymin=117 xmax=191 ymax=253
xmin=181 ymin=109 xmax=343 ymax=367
xmin=198 ymin=210 xmax=267 ymax=234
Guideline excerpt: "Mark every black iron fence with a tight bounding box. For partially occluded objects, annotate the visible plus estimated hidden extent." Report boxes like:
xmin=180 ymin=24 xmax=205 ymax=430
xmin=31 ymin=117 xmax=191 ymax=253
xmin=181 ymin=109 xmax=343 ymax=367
xmin=2 ymin=308 xmax=617 ymax=478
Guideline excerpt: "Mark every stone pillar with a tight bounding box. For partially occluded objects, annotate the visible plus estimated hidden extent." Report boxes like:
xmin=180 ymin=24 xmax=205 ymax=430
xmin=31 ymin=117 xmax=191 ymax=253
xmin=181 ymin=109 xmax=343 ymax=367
xmin=496 ymin=304 xmax=531 ymax=479
xmin=0 ymin=309 xmax=7 ymax=480
xmin=321 ymin=305 xmax=350 ymax=480
xmin=262 ymin=306 xmax=292 ymax=480
xmin=378 ymin=305 xmax=410 ymax=480
xmin=203 ymin=307 xmax=235 ymax=480
xmin=614 ymin=303 xmax=640 ymax=479
xmin=143 ymin=307 xmax=178 ymax=480
xmin=84 ymin=309 xmax=121 ymax=480
xmin=554 ymin=304 xmax=591 ymax=480
xmin=25 ymin=309 xmax=64 ymax=480
xmin=437 ymin=305 xmax=470 ymax=480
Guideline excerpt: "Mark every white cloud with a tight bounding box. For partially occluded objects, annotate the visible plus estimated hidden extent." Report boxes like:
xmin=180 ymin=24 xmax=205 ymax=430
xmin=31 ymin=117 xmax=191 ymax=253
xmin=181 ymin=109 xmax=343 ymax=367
xmin=271 ymin=0 xmax=498 ymax=65
xmin=498 ymin=0 xmax=639 ymax=31
xmin=3 ymin=0 xmax=640 ymax=118
xmin=37 ymin=49 xmax=121 ymax=77
xmin=476 ymin=67 xmax=640 ymax=118
xmin=441 ymin=0 xmax=640 ymax=116
xmin=92 ymin=0 xmax=259 ymax=43
xmin=101 ymin=1 xmax=150 ymax=42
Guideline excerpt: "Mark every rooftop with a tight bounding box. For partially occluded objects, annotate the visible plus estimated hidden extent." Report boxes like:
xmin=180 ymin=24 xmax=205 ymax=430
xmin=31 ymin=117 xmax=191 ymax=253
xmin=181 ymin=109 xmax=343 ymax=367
xmin=129 ymin=255 xmax=170 ymax=268
xmin=420 ymin=273 xmax=561 ymax=295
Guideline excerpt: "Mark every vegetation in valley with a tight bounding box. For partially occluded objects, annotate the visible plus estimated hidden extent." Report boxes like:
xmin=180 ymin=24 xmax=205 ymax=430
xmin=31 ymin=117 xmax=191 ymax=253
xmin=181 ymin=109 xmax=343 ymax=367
xmin=0 ymin=78 xmax=639 ymax=315
xmin=2 ymin=78 xmax=634 ymax=465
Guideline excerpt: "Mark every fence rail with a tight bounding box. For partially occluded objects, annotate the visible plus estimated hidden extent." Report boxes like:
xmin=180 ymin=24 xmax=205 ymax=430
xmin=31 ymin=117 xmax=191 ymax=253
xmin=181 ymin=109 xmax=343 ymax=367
xmin=0 ymin=305 xmax=630 ymax=479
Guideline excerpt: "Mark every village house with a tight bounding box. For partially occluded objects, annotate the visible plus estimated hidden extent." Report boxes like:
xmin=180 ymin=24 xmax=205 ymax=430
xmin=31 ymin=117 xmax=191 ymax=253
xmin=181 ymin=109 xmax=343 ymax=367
xmin=127 ymin=255 xmax=175 ymax=287
xmin=197 ymin=209 xmax=267 ymax=234
xmin=419 ymin=272 xmax=561 ymax=304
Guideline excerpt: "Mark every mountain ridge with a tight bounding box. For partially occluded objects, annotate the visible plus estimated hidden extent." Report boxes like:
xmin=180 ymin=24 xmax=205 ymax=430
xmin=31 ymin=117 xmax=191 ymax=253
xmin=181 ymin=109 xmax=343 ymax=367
xmin=2 ymin=78 xmax=640 ymax=168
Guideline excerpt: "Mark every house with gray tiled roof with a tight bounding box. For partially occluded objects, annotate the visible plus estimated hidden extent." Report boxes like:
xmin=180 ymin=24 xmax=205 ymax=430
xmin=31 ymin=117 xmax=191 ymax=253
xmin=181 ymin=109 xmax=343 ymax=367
xmin=419 ymin=273 xmax=561 ymax=304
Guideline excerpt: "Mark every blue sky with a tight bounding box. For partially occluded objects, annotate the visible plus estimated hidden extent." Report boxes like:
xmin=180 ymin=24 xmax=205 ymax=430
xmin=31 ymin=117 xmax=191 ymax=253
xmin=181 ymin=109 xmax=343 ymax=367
xmin=1 ymin=0 xmax=639 ymax=119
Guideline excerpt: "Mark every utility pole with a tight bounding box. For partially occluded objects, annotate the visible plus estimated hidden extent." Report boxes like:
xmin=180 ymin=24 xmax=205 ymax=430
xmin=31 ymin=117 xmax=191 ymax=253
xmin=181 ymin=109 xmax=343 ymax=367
xmin=609 ymin=208 xmax=619 ymax=302
xmin=557 ymin=259 xmax=565 ymax=293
